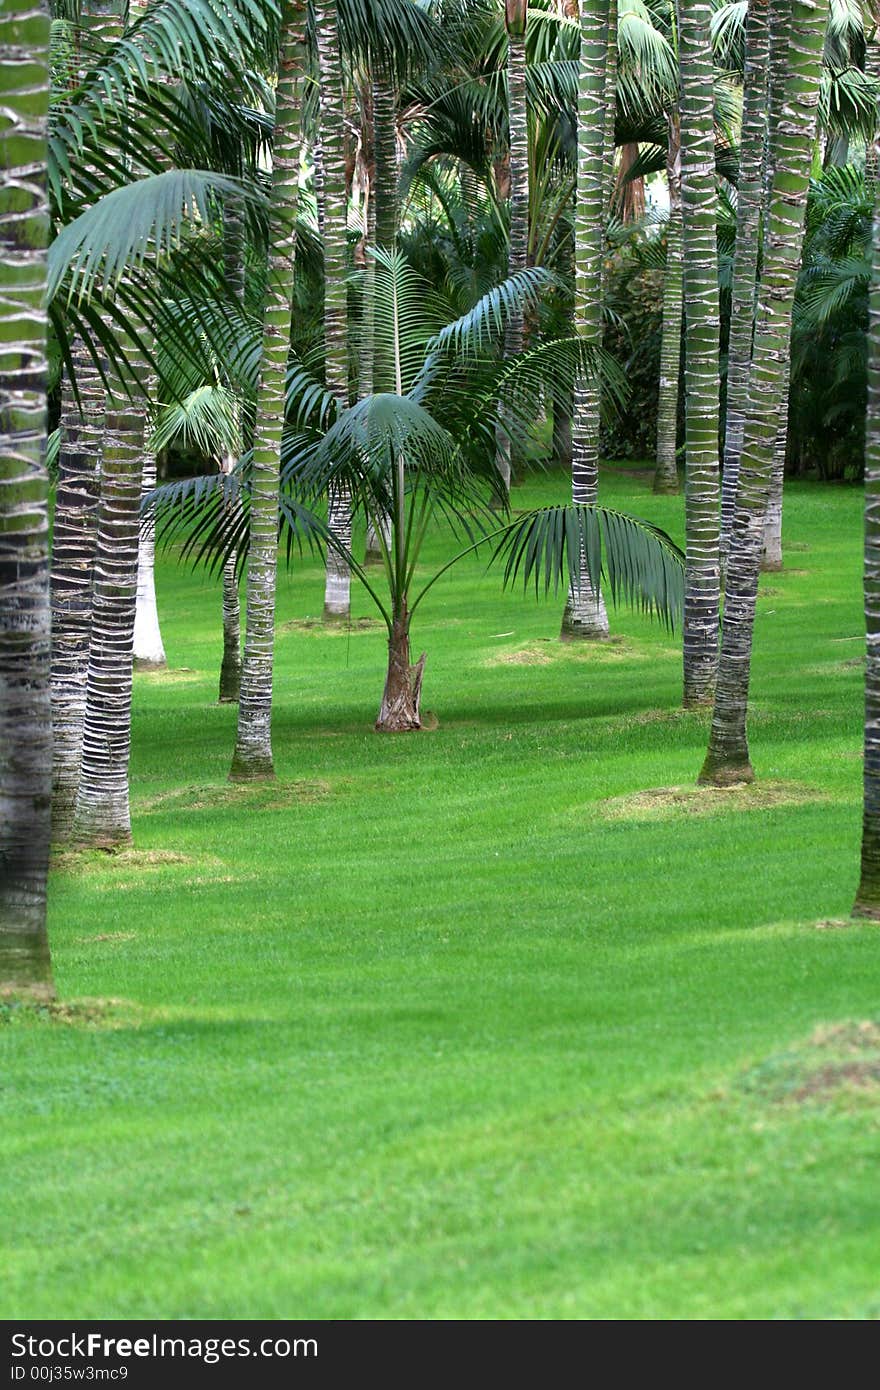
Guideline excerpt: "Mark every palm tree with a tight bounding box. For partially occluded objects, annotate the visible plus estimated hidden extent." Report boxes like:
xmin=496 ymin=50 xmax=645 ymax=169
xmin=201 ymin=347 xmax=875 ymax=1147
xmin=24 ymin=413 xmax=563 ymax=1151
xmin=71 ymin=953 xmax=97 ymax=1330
xmin=0 ymin=0 xmax=55 ymax=998
xmin=230 ymin=0 xmax=308 ymax=781
xmin=700 ymin=0 xmax=830 ymax=786
xmin=561 ymin=0 xmax=612 ymax=640
xmin=495 ymin=0 xmax=530 ymax=501
xmin=317 ymin=0 xmax=354 ymax=623
xmin=854 ymin=118 xmax=880 ymax=919
xmin=720 ymin=0 xmax=770 ymax=558
xmin=654 ymin=110 xmax=683 ymax=495
xmin=678 ymin=0 xmax=721 ymax=707
xmin=284 ymin=250 xmax=684 ymax=730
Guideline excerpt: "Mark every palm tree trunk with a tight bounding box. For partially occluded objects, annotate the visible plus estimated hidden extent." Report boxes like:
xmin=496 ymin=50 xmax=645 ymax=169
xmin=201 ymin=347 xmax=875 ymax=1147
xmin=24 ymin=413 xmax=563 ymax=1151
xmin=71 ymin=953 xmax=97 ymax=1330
xmin=376 ymin=600 xmax=425 ymax=732
xmin=132 ymin=444 xmax=167 ymax=667
xmin=495 ymin=4 xmax=529 ymax=502
xmin=50 ymin=0 xmax=124 ymax=841
xmin=866 ymin=25 xmax=880 ymax=192
xmin=654 ymin=115 xmax=683 ymax=495
xmin=561 ymin=0 xmax=610 ymax=640
xmin=230 ymin=0 xmax=306 ymax=781
xmin=218 ymin=455 xmax=243 ymax=704
xmin=0 ymin=0 xmax=54 ymax=999
xmin=72 ymin=410 xmax=143 ymax=846
xmin=50 ymin=346 xmax=103 ymax=842
xmin=678 ymin=0 xmax=721 ymax=708
xmin=365 ymin=72 xmax=396 ymax=562
xmin=854 ymin=125 xmax=880 ymax=918
xmin=317 ymin=1 xmax=353 ymax=623
xmin=760 ymin=354 xmax=791 ymax=570
xmin=720 ymin=0 xmax=770 ymax=557
xmin=700 ymin=0 xmax=829 ymax=786
xmin=219 ymin=201 xmax=245 ymax=702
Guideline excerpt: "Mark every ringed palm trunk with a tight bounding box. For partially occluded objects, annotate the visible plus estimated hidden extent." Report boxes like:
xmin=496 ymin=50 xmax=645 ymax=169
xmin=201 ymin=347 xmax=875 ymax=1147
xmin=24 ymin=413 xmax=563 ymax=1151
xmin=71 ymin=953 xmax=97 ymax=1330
xmin=699 ymin=0 xmax=830 ymax=787
xmin=495 ymin=2 xmax=529 ymax=503
xmin=866 ymin=25 xmax=880 ymax=191
xmin=132 ymin=443 xmax=167 ymax=666
xmin=561 ymin=0 xmax=610 ymax=640
xmin=721 ymin=0 xmax=770 ymax=557
xmin=50 ymin=348 xmax=103 ymax=841
xmin=50 ymin=0 xmax=123 ymax=839
xmin=218 ymin=202 xmax=245 ymax=703
xmin=654 ymin=114 xmax=683 ymax=495
xmin=678 ymin=0 xmax=721 ymax=708
xmin=854 ymin=127 xmax=880 ymax=919
xmin=0 ymin=0 xmax=54 ymax=998
xmin=230 ymin=0 xmax=306 ymax=781
xmin=72 ymin=410 xmax=143 ymax=845
xmin=364 ymin=71 xmax=396 ymax=564
xmin=317 ymin=1 xmax=352 ymax=623
xmin=760 ymin=354 xmax=791 ymax=570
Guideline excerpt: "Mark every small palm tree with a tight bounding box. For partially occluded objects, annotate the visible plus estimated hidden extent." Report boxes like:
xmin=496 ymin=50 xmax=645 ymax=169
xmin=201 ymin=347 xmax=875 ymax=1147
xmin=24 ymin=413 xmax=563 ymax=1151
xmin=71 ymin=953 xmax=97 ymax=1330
xmin=268 ymin=248 xmax=685 ymax=731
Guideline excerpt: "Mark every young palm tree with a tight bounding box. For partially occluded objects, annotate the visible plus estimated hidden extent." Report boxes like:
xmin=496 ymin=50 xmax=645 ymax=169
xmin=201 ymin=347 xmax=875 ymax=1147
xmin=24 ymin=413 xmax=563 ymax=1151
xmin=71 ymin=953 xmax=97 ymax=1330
xmin=678 ymin=0 xmax=721 ymax=707
xmin=854 ymin=119 xmax=880 ymax=920
xmin=286 ymin=249 xmax=684 ymax=730
xmin=700 ymin=0 xmax=830 ymax=787
xmin=231 ymin=0 xmax=307 ymax=781
xmin=0 ymin=0 xmax=55 ymax=998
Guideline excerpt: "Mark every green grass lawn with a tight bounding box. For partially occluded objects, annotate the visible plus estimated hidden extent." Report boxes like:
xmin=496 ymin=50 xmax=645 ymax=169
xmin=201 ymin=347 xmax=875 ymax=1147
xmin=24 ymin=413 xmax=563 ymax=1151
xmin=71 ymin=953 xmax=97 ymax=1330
xmin=4 ymin=463 xmax=879 ymax=1319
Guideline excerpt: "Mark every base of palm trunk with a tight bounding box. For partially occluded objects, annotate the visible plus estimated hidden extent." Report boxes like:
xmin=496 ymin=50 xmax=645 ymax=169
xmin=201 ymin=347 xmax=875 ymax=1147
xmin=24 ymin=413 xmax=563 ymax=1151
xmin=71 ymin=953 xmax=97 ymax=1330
xmin=0 ymin=975 xmax=54 ymax=1003
xmin=229 ymin=752 xmax=275 ymax=781
xmin=683 ymin=692 xmax=715 ymax=710
xmin=72 ymin=827 xmax=133 ymax=850
xmin=852 ymin=899 xmax=880 ymax=921
xmin=322 ymin=605 xmax=350 ymax=624
xmin=653 ymin=472 xmax=680 ymax=495
xmin=760 ymin=552 xmax=783 ymax=573
xmin=218 ymin=657 xmax=241 ymax=704
xmin=376 ymin=618 xmax=425 ymax=732
xmin=560 ymin=579 xmax=610 ymax=641
xmin=697 ymin=756 xmax=755 ymax=787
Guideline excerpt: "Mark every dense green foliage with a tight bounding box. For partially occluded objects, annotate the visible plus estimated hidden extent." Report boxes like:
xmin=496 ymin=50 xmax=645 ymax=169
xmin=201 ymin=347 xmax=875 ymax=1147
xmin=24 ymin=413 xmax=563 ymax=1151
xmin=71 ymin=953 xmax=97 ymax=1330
xmin=4 ymin=467 xmax=877 ymax=1319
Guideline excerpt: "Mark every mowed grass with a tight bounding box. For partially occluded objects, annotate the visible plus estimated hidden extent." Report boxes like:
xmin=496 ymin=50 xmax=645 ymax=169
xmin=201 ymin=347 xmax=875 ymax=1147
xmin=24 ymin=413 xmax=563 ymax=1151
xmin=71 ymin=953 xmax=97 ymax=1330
xmin=3 ymin=464 xmax=880 ymax=1319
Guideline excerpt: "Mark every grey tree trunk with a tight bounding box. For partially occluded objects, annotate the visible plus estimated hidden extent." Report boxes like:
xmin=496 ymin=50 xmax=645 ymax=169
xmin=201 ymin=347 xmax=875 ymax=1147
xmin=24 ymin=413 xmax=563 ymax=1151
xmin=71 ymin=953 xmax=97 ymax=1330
xmin=678 ymin=0 xmax=721 ymax=707
xmin=365 ymin=72 xmax=396 ymax=563
xmin=318 ymin=2 xmax=352 ymax=622
xmin=561 ymin=0 xmax=610 ymax=640
xmin=132 ymin=445 xmax=167 ymax=667
xmin=760 ymin=354 xmax=791 ymax=570
xmin=495 ymin=14 xmax=529 ymax=502
xmin=73 ymin=411 xmax=144 ymax=846
xmin=0 ymin=0 xmax=54 ymax=999
xmin=721 ymin=0 xmax=770 ymax=556
xmin=854 ymin=127 xmax=880 ymax=918
xmin=230 ymin=0 xmax=306 ymax=781
xmin=654 ymin=115 xmax=683 ymax=495
xmin=50 ymin=346 xmax=103 ymax=842
xmin=218 ymin=453 xmax=242 ymax=703
xmin=700 ymin=0 xmax=830 ymax=786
